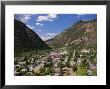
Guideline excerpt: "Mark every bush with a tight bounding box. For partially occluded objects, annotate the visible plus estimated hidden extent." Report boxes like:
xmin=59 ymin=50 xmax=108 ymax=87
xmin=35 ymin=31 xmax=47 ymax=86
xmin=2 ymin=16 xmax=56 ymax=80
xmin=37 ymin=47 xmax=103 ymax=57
xmin=76 ymin=67 xmax=88 ymax=76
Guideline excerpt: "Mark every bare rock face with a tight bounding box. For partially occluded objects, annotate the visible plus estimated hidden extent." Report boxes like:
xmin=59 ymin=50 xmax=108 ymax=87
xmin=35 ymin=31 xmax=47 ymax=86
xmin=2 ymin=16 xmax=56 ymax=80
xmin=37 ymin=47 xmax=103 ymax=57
xmin=14 ymin=19 xmax=50 ymax=50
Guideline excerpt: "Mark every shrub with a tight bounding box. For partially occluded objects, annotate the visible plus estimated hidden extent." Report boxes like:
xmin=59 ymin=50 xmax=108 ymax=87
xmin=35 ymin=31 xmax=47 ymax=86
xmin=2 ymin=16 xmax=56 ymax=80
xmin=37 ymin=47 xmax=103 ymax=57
xmin=76 ymin=67 xmax=88 ymax=76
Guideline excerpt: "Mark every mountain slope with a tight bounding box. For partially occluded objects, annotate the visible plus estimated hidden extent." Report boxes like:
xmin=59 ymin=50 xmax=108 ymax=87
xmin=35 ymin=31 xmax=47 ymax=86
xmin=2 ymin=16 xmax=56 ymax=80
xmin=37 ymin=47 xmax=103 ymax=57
xmin=45 ymin=19 xmax=97 ymax=76
xmin=14 ymin=19 xmax=50 ymax=50
xmin=46 ymin=19 xmax=97 ymax=50
xmin=14 ymin=19 xmax=97 ymax=76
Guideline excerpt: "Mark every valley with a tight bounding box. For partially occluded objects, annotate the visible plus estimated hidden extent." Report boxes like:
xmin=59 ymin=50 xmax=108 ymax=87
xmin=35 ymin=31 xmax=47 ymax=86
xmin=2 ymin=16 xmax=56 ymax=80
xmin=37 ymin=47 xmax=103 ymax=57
xmin=14 ymin=19 xmax=97 ymax=76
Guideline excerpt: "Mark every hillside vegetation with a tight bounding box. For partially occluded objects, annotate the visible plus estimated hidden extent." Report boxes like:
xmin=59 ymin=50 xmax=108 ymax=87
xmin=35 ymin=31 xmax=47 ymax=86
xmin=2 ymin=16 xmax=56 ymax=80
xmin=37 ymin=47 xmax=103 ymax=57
xmin=14 ymin=19 xmax=97 ymax=76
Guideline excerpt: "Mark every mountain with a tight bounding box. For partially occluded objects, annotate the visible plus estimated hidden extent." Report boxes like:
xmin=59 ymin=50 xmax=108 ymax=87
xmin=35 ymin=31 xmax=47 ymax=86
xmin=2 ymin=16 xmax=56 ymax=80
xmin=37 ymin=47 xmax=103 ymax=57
xmin=46 ymin=19 xmax=97 ymax=50
xmin=14 ymin=19 xmax=97 ymax=76
xmin=14 ymin=19 xmax=50 ymax=50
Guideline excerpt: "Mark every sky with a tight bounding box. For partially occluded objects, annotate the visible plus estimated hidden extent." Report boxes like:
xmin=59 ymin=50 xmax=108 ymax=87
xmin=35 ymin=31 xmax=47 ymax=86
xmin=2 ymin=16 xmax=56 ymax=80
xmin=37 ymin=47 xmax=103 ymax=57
xmin=14 ymin=14 xmax=97 ymax=41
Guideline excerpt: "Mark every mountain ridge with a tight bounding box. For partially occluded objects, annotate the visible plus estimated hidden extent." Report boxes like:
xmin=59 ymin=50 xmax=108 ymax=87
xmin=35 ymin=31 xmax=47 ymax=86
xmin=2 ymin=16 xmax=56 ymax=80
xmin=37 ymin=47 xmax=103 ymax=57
xmin=46 ymin=19 xmax=97 ymax=50
xmin=14 ymin=19 xmax=50 ymax=50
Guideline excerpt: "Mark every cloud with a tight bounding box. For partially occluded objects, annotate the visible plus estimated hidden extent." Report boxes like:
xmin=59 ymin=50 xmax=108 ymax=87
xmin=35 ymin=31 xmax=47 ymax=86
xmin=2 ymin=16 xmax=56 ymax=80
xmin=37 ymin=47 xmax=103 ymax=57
xmin=37 ymin=29 xmax=42 ymax=32
xmin=19 ymin=14 xmax=32 ymax=23
xmin=40 ymin=24 xmax=44 ymax=26
xmin=36 ymin=22 xmax=44 ymax=26
xmin=48 ymin=14 xmax=57 ymax=18
xmin=77 ymin=14 xmax=85 ymax=15
xmin=36 ymin=23 xmax=40 ymax=25
xmin=26 ymin=25 xmax=35 ymax=29
xmin=37 ymin=16 xmax=53 ymax=22
xmin=36 ymin=14 xmax=57 ymax=22
xmin=46 ymin=33 xmax=57 ymax=37
xmin=74 ymin=14 xmax=86 ymax=20
xmin=33 ymin=29 xmax=42 ymax=33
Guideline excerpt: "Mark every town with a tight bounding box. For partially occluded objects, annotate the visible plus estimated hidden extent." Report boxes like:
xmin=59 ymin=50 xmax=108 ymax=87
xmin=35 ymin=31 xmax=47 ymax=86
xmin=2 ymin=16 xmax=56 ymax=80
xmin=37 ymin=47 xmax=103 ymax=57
xmin=14 ymin=47 xmax=97 ymax=76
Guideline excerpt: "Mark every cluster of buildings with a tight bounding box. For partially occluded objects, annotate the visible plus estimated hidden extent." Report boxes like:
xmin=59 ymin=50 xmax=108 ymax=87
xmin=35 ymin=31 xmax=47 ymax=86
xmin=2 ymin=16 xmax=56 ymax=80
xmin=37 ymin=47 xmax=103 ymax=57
xmin=14 ymin=48 xmax=96 ymax=76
